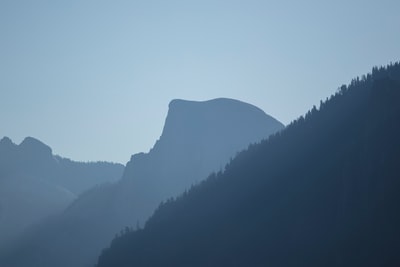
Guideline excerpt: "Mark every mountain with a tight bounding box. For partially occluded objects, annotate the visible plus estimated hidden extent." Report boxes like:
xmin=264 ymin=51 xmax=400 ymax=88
xmin=96 ymin=63 xmax=400 ymax=267
xmin=0 ymin=98 xmax=284 ymax=267
xmin=0 ymin=137 xmax=124 ymax=246
xmin=116 ymin=98 xmax=284 ymax=225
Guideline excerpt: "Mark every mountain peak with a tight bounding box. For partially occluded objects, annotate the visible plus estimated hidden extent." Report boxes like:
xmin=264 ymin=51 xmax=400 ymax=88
xmin=159 ymin=98 xmax=284 ymax=149
xmin=169 ymin=97 xmax=241 ymax=106
xmin=127 ymin=97 xmax=284 ymax=179
xmin=168 ymin=98 xmax=265 ymax=113
xmin=19 ymin=136 xmax=52 ymax=156
xmin=0 ymin=136 xmax=16 ymax=151
xmin=0 ymin=136 xmax=14 ymax=145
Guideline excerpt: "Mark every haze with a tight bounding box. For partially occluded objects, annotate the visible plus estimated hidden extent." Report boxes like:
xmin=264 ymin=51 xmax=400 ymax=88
xmin=1 ymin=0 xmax=399 ymax=163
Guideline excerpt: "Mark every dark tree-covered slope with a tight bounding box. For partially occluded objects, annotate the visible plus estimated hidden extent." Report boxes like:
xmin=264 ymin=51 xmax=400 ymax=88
xmin=97 ymin=63 xmax=400 ymax=267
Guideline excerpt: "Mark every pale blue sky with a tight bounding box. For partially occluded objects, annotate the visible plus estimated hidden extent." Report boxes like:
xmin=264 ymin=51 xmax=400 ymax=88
xmin=1 ymin=0 xmax=399 ymax=163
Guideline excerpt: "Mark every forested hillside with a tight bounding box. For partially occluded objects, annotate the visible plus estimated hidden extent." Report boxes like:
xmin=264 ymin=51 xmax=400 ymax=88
xmin=97 ymin=63 xmax=400 ymax=267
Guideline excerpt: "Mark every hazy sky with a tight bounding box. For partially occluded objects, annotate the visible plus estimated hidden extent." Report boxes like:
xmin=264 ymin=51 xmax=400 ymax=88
xmin=1 ymin=0 xmax=399 ymax=163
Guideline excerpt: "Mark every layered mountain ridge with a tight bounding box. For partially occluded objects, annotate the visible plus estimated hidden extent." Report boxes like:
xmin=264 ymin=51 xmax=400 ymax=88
xmin=97 ymin=63 xmax=400 ymax=267
xmin=119 ymin=98 xmax=284 ymax=213
xmin=0 ymin=98 xmax=284 ymax=267
xmin=0 ymin=137 xmax=124 ymax=246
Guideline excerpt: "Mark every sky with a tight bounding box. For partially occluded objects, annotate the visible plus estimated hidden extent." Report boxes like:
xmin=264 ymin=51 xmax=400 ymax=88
xmin=1 ymin=0 xmax=399 ymax=164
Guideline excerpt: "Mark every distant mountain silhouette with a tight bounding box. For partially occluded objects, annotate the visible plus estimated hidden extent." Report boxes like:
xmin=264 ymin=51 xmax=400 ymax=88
xmin=96 ymin=63 xmax=400 ymax=267
xmin=0 ymin=137 xmax=124 ymax=246
xmin=0 ymin=98 xmax=284 ymax=267
xmin=116 ymin=98 xmax=284 ymax=225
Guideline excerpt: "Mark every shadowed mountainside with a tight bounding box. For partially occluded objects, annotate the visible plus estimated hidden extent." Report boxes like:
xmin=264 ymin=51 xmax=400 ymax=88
xmin=97 ymin=63 xmax=400 ymax=267
xmin=1 ymin=98 xmax=284 ymax=267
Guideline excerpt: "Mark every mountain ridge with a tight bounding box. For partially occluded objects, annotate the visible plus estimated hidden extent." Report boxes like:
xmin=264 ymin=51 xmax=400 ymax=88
xmin=96 ymin=63 xmax=400 ymax=267
xmin=0 ymin=137 xmax=124 ymax=246
xmin=0 ymin=98 xmax=284 ymax=267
